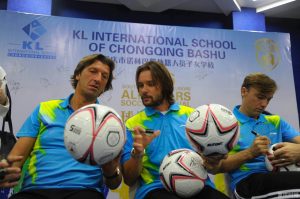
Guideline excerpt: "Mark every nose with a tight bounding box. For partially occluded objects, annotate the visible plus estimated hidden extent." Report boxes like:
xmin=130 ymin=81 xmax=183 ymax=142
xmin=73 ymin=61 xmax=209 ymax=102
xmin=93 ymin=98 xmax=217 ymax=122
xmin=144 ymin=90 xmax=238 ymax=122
xmin=261 ymin=98 xmax=269 ymax=108
xmin=94 ymin=72 xmax=103 ymax=82
xmin=140 ymin=85 xmax=149 ymax=95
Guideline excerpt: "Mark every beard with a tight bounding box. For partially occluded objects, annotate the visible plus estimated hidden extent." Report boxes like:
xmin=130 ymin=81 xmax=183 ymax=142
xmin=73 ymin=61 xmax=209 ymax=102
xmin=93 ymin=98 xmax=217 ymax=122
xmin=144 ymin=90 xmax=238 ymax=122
xmin=142 ymin=94 xmax=164 ymax=107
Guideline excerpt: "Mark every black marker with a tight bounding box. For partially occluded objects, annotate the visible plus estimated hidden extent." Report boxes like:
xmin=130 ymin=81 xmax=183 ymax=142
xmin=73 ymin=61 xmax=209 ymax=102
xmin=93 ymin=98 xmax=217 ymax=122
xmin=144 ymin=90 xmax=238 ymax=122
xmin=129 ymin=129 xmax=154 ymax=134
xmin=145 ymin=129 xmax=154 ymax=134
xmin=251 ymin=130 xmax=260 ymax=137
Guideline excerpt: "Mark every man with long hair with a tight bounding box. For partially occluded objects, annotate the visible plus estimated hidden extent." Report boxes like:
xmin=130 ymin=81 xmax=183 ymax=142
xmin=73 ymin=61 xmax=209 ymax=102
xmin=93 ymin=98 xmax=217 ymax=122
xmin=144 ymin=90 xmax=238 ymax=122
xmin=121 ymin=61 xmax=229 ymax=199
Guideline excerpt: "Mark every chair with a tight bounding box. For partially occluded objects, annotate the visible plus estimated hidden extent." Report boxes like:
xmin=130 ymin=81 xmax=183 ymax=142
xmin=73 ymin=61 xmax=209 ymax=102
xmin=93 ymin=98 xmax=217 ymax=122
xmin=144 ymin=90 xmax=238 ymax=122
xmin=213 ymin=173 xmax=234 ymax=199
xmin=129 ymin=181 xmax=139 ymax=199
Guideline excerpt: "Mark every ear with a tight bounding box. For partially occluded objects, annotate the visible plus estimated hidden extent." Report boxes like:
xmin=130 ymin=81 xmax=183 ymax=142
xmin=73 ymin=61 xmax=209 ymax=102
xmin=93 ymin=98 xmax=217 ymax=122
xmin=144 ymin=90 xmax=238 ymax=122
xmin=75 ymin=73 xmax=80 ymax=81
xmin=241 ymin=87 xmax=247 ymax=97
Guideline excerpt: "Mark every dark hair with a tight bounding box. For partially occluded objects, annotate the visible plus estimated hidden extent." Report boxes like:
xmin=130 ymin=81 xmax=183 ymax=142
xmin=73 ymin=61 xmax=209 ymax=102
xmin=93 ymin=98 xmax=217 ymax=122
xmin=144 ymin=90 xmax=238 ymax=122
xmin=70 ymin=54 xmax=115 ymax=92
xmin=242 ymin=72 xmax=277 ymax=94
xmin=135 ymin=61 xmax=174 ymax=104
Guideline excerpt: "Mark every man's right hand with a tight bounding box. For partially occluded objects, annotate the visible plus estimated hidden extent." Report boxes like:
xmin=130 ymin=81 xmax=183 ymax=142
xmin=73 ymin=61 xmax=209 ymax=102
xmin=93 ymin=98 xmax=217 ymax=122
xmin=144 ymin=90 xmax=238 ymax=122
xmin=248 ymin=136 xmax=270 ymax=158
xmin=202 ymin=154 xmax=227 ymax=174
xmin=132 ymin=126 xmax=160 ymax=155
xmin=0 ymin=156 xmax=23 ymax=188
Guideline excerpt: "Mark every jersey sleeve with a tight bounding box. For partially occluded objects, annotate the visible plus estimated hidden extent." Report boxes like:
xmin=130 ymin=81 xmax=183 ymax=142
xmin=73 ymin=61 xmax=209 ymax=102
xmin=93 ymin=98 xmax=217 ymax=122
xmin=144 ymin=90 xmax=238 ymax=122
xmin=280 ymin=118 xmax=300 ymax=142
xmin=16 ymin=104 xmax=41 ymax=138
xmin=121 ymin=128 xmax=134 ymax=164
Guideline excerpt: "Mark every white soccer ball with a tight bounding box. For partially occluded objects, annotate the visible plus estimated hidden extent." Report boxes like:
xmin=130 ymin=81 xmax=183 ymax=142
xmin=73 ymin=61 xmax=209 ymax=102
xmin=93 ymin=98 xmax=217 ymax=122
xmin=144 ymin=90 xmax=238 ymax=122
xmin=185 ymin=104 xmax=240 ymax=157
xmin=64 ymin=104 xmax=126 ymax=165
xmin=265 ymin=143 xmax=300 ymax=172
xmin=280 ymin=163 xmax=300 ymax=171
xmin=159 ymin=149 xmax=207 ymax=198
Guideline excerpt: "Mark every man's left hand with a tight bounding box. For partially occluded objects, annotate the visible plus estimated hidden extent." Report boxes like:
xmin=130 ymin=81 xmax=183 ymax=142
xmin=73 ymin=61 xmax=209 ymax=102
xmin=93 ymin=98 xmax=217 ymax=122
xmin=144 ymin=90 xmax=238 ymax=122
xmin=271 ymin=142 xmax=300 ymax=166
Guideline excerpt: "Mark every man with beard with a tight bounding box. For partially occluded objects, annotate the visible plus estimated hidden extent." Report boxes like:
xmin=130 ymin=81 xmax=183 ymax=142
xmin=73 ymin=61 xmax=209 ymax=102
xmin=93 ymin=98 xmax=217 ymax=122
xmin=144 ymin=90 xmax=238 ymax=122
xmin=121 ymin=61 xmax=229 ymax=199
xmin=206 ymin=73 xmax=300 ymax=199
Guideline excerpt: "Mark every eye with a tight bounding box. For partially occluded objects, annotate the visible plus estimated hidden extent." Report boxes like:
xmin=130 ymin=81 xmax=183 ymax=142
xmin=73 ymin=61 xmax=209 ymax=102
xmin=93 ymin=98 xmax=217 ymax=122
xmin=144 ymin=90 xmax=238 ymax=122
xmin=102 ymin=73 xmax=109 ymax=80
xmin=137 ymin=83 xmax=144 ymax=89
xmin=89 ymin=68 xmax=97 ymax=74
xmin=256 ymin=94 xmax=266 ymax=100
xmin=257 ymin=96 xmax=264 ymax=100
xmin=148 ymin=81 xmax=156 ymax=87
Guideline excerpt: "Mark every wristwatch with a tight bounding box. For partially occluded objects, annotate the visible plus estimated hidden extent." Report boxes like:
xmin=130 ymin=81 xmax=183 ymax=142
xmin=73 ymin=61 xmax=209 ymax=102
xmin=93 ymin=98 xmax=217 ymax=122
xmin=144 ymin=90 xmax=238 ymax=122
xmin=103 ymin=167 xmax=120 ymax=179
xmin=131 ymin=148 xmax=145 ymax=159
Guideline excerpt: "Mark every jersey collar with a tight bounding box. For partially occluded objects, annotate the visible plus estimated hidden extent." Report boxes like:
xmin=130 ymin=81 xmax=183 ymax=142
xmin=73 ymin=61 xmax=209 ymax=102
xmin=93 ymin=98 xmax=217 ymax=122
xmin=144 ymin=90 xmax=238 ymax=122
xmin=145 ymin=102 xmax=180 ymax=116
xmin=234 ymin=105 xmax=267 ymax=124
xmin=60 ymin=93 xmax=99 ymax=110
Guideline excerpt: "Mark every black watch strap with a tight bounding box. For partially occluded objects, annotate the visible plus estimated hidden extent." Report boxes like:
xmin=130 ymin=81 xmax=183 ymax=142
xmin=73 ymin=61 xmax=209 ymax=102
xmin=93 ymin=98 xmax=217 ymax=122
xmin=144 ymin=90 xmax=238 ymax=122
xmin=131 ymin=148 xmax=145 ymax=159
xmin=103 ymin=167 xmax=120 ymax=179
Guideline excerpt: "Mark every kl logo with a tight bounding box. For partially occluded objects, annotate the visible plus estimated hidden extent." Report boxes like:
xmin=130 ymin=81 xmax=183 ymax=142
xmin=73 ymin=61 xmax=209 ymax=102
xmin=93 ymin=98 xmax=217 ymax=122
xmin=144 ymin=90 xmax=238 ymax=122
xmin=22 ymin=20 xmax=47 ymax=50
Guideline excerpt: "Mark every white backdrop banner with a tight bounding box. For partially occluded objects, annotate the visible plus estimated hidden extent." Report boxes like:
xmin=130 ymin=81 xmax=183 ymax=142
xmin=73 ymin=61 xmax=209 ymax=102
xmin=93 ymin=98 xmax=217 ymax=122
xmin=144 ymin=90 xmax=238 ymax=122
xmin=0 ymin=10 xmax=299 ymax=199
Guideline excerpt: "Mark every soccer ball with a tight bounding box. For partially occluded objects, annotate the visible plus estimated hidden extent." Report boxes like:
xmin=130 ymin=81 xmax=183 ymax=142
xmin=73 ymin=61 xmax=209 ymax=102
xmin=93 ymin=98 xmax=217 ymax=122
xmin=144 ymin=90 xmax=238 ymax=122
xmin=265 ymin=143 xmax=300 ymax=172
xmin=185 ymin=104 xmax=240 ymax=157
xmin=279 ymin=163 xmax=300 ymax=171
xmin=64 ymin=104 xmax=126 ymax=165
xmin=159 ymin=149 xmax=207 ymax=198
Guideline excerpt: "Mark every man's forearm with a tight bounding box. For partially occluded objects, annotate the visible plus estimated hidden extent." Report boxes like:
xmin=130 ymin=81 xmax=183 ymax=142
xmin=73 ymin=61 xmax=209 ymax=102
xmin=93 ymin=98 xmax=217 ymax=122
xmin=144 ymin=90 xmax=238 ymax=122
xmin=122 ymin=156 xmax=143 ymax=186
xmin=220 ymin=149 xmax=255 ymax=173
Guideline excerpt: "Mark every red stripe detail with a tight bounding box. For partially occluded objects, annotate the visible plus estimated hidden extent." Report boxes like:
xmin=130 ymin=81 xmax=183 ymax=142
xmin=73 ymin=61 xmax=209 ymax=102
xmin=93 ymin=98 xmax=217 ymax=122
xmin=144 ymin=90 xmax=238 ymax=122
xmin=186 ymin=133 xmax=203 ymax=152
xmin=160 ymin=174 xmax=171 ymax=191
xmin=94 ymin=112 xmax=123 ymax=137
xmin=227 ymin=126 xmax=239 ymax=150
xmin=209 ymin=105 xmax=238 ymax=133
xmin=177 ymin=151 xmax=207 ymax=181
xmin=76 ymin=107 xmax=96 ymax=164
xmin=186 ymin=109 xmax=209 ymax=134
xmin=169 ymin=149 xmax=188 ymax=156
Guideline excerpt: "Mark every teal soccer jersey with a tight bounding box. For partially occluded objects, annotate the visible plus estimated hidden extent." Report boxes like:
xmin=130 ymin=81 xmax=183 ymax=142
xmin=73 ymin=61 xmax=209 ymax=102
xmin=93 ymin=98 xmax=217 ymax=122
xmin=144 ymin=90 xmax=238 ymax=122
xmin=17 ymin=94 xmax=104 ymax=191
xmin=121 ymin=103 xmax=213 ymax=199
xmin=229 ymin=105 xmax=300 ymax=191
